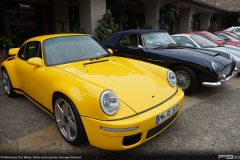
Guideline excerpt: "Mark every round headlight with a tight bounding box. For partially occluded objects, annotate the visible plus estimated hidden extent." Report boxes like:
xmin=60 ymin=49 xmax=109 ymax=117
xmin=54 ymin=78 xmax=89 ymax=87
xmin=212 ymin=61 xmax=219 ymax=74
xmin=237 ymin=44 xmax=240 ymax=48
xmin=167 ymin=70 xmax=176 ymax=87
xmin=100 ymin=90 xmax=119 ymax=115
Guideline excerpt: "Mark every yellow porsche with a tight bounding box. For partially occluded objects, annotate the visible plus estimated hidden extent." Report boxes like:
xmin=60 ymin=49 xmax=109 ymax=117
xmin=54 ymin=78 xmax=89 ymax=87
xmin=1 ymin=34 xmax=184 ymax=150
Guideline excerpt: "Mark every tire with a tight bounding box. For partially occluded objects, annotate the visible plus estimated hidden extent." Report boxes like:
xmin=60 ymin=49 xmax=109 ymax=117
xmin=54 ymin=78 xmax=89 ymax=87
xmin=172 ymin=66 xmax=199 ymax=94
xmin=1 ymin=68 xmax=17 ymax=98
xmin=54 ymin=94 xmax=88 ymax=145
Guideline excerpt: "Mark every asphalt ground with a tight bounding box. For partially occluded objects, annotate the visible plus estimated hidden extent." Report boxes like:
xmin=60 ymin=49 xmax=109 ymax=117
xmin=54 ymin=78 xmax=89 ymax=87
xmin=0 ymin=74 xmax=240 ymax=159
xmin=0 ymin=75 xmax=55 ymax=145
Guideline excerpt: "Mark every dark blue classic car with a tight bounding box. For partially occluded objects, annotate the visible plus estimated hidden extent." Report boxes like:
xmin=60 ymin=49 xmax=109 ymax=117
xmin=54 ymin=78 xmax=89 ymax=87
xmin=104 ymin=30 xmax=238 ymax=94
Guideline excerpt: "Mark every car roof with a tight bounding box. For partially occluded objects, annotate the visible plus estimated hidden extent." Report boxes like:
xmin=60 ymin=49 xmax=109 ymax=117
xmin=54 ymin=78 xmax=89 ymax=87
xmin=104 ymin=29 xmax=167 ymax=44
xmin=171 ymin=34 xmax=192 ymax=37
xmin=25 ymin=33 xmax=90 ymax=43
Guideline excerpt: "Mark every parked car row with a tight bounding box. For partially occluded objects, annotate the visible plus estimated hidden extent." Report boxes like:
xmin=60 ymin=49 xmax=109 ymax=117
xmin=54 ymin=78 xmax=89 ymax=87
xmin=0 ymin=29 xmax=238 ymax=151
xmin=104 ymin=29 xmax=238 ymax=94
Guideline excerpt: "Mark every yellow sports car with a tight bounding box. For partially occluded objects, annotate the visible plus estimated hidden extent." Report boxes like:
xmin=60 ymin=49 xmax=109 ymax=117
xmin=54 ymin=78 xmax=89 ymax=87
xmin=1 ymin=34 xmax=184 ymax=150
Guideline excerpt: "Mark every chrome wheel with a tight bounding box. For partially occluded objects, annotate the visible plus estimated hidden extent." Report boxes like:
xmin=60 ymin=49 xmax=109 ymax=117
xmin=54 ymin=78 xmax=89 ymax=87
xmin=175 ymin=70 xmax=191 ymax=90
xmin=2 ymin=70 xmax=11 ymax=95
xmin=55 ymin=98 xmax=77 ymax=142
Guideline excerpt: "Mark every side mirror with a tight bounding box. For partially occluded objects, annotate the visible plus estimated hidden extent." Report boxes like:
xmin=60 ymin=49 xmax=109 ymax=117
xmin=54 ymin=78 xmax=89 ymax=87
xmin=8 ymin=48 xmax=20 ymax=56
xmin=138 ymin=45 xmax=143 ymax=49
xmin=27 ymin=57 xmax=44 ymax=67
xmin=185 ymin=44 xmax=194 ymax=47
xmin=108 ymin=48 xmax=113 ymax=54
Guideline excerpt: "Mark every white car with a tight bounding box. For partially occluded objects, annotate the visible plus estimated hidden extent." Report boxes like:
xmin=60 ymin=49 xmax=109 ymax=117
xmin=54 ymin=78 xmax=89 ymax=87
xmin=224 ymin=26 xmax=240 ymax=36
xmin=171 ymin=34 xmax=240 ymax=73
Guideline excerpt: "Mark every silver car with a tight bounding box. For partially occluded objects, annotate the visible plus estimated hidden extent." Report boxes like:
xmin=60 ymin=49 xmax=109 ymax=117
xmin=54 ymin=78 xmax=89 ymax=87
xmin=171 ymin=34 xmax=240 ymax=73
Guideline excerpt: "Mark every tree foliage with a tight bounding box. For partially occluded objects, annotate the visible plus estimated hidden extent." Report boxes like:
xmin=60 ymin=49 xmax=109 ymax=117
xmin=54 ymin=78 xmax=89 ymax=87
xmin=192 ymin=14 xmax=202 ymax=31
xmin=160 ymin=4 xmax=179 ymax=31
xmin=0 ymin=36 xmax=14 ymax=59
xmin=95 ymin=9 xmax=119 ymax=42
xmin=64 ymin=27 xmax=86 ymax=34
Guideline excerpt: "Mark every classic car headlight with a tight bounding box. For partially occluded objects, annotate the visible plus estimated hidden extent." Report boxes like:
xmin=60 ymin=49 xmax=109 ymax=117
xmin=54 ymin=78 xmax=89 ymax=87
xmin=167 ymin=70 xmax=176 ymax=87
xmin=100 ymin=90 xmax=119 ymax=115
xmin=212 ymin=61 xmax=220 ymax=74
xmin=237 ymin=44 xmax=240 ymax=48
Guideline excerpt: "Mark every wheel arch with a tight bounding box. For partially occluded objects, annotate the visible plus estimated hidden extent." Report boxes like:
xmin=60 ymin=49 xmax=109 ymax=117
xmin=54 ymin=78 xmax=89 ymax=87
xmin=168 ymin=62 xmax=206 ymax=84
xmin=1 ymin=62 xmax=22 ymax=90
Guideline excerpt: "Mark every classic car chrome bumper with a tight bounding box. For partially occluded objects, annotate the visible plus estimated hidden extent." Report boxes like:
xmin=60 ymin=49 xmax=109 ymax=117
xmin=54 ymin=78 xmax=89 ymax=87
xmin=202 ymin=67 xmax=238 ymax=87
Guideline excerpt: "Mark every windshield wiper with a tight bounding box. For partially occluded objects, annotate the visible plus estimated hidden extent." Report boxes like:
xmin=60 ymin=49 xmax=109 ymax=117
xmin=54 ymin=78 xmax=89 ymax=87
xmin=90 ymin=54 xmax=112 ymax=61
xmin=203 ymin=46 xmax=215 ymax=48
xmin=154 ymin=43 xmax=177 ymax=49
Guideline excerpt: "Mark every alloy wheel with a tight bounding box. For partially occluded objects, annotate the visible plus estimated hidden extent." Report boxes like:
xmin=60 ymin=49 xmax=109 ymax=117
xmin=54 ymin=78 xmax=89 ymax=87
xmin=2 ymin=70 xmax=11 ymax=95
xmin=54 ymin=98 xmax=78 ymax=141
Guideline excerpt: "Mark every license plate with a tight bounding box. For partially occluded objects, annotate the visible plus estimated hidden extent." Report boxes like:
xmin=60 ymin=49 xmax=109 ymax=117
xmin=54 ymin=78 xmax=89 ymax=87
xmin=156 ymin=104 xmax=178 ymax=125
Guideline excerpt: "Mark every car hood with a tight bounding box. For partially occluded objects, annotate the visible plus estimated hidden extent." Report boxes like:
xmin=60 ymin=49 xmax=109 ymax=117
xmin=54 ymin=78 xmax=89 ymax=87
xmin=161 ymin=47 xmax=229 ymax=62
xmin=206 ymin=47 xmax=240 ymax=58
xmin=55 ymin=57 xmax=177 ymax=113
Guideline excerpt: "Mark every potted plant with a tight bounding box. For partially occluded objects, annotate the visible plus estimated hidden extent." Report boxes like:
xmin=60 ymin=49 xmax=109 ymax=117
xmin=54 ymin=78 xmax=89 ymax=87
xmin=0 ymin=36 xmax=14 ymax=63
xmin=95 ymin=9 xmax=119 ymax=42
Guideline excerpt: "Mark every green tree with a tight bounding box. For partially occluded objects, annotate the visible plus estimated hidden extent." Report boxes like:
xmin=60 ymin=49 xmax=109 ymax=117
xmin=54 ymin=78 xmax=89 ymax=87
xmin=192 ymin=14 xmax=201 ymax=31
xmin=64 ymin=27 xmax=86 ymax=34
xmin=160 ymin=4 xmax=179 ymax=31
xmin=0 ymin=36 xmax=14 ymax=59
xmin=95 ymin=9 xmax=119 ymax=42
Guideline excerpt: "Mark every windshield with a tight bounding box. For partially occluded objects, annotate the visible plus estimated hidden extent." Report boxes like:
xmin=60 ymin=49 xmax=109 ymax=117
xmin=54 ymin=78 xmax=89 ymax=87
xmin=190 ymin=35 xmax=218 ymax=48
xmin=227 ymin=32 xmax=239 ymax=38
xmin=235 ymin=28 xmax=240 ymax=32
xmin=219 ymin=33 xmax=238 ymax=41
xmin=143 ymin=32 xmax=176 ymax=48
xmin=43 ymin=36 xmax=109 ymax=66
xmin=204 ymin=32 xmax=223 ymax=41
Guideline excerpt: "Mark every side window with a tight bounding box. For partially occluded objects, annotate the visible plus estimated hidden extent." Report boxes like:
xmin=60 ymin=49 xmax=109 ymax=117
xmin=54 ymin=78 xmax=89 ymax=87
xmin=173 ymin=36 xmax=197 ymax=47
xmin=196 ymin=34 xmax=208 ymax=40
xmin=18 ymin=45 xmax=26 ymax=60
xmin=18 ymin=41 xmax=41 ymax=61
xmin=216 ymin=34 xmax=226 ymax=40
xmin=117 ymin=34 xmax=137 ymax=47
xmin=235 ymin=28 xmax=240 ymax=32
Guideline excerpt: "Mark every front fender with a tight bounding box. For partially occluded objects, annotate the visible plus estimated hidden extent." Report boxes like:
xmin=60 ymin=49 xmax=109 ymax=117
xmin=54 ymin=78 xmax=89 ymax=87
xmin=1 ymin=59 xmax=22 ymax=92
xmin=48 ymin=69 xmax=136 ymax=121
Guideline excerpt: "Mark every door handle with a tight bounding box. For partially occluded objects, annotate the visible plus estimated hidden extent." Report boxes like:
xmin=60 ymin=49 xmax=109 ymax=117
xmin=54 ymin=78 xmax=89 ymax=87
xmin=148 ymin=59 xmax=163 ymax=62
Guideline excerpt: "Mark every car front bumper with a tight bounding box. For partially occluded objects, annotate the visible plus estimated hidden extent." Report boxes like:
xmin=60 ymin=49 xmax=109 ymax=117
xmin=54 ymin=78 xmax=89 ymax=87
xmin=81 ymin=89 xmax=184 ymax=150
xmin=202 ymin=66 xmax=238 ymax=87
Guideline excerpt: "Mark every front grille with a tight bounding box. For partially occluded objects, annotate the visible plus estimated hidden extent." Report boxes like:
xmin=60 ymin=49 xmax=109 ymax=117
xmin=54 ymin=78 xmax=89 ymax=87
xmin=219 ymin=63 xmax=233 ymax=77
xmin=146 ymin=111 xmax=178 ymax=139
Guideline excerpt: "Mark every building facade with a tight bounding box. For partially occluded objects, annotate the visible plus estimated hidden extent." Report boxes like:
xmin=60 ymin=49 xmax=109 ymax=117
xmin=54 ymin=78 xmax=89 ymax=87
xmin=0 ymin=0 xmax=239 ymax=47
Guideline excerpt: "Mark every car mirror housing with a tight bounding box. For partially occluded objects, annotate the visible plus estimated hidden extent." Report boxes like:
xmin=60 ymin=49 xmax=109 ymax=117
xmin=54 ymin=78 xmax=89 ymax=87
xmin=27 ymin=57 xmax=44 ymax=67
xmin=8 ymin=48 xmax=20 ymax=56
xmin=185 ymin=44 xmax=194 ymax=47
xmin=138 ymin=45 xmax=143 ymax=49
xmin=108 ymin=48 xmax=113 ymax=54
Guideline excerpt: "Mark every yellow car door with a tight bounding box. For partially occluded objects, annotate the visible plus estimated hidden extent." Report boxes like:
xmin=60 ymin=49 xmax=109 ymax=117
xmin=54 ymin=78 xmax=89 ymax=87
xmin=16 ymin=41 xmax=50 ymax=109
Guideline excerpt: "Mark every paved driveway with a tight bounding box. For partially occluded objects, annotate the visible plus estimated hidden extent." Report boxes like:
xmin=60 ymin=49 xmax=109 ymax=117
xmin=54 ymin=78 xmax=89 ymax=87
xmin=0 ymin=74 xmax=240 ymax=159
